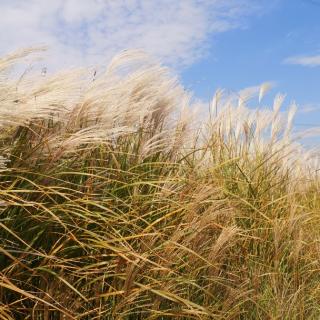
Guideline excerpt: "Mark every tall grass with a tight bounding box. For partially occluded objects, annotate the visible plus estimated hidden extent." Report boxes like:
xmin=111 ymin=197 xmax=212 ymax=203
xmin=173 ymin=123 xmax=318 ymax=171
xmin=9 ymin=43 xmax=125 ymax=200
xmin=0 ymin=48 xmax=319 ymax=319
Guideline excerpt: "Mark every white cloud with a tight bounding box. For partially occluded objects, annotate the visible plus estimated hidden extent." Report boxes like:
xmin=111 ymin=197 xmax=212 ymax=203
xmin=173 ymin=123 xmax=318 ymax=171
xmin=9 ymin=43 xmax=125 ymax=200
xmin=298 ymin=104 xmax=320 ymax=114
xmin=284 ymin=54 xmax=320 ymax=67
xmin=0 ymin=0 xmax=264 ymax=70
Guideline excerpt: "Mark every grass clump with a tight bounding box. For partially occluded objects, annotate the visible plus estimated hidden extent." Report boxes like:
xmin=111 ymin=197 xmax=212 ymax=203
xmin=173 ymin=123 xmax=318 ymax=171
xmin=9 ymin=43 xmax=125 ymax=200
xmin=0 ymin=48 xmax=319 ymax=319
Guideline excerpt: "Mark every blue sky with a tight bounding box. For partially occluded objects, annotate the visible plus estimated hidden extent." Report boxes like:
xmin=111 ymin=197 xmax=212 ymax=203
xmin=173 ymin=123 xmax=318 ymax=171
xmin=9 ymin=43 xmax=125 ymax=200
xmin=0 ymin=0 xmax=319 ymax=143
xmin=182 ymin=0 xmax=320 ymax=132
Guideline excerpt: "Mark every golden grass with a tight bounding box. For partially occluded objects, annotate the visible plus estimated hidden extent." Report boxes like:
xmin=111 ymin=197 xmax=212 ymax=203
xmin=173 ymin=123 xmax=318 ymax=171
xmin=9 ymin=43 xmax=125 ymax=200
xmin=0 ymin=48 xmax=319 ymax=319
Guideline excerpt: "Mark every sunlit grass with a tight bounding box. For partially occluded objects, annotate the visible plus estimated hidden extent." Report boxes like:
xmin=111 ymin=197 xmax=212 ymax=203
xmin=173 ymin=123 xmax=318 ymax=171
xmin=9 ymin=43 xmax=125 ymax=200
xmin=0 ymin=48 xmax=319 ymax=319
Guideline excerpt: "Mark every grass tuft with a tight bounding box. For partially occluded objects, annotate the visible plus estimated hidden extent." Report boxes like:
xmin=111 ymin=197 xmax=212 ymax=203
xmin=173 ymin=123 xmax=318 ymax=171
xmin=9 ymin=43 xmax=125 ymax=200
xmin=0 ymin=48 xmax=319 ymax=319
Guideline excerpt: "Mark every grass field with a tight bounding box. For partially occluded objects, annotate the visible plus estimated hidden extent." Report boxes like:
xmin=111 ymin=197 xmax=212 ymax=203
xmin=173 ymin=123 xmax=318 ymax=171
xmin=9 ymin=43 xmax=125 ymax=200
xmin=0 ymin=48 xmax=320 ymax=319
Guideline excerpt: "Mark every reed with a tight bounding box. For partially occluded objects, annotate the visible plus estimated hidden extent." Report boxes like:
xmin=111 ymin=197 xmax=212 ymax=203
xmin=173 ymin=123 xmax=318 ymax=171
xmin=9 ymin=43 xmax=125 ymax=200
xmin=0 ymin=48 xmax=319 ymax=319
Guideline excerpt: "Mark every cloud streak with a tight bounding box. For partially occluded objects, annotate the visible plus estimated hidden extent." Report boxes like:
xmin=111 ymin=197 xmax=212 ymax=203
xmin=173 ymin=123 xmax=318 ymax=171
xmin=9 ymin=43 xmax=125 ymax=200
xmin=298 ymin=104 xmax=320 ymax=114
xmin=284 ymin=54 xmax=320 ymax=67
xmin=0 ymin=0 xmax=264 ymax=70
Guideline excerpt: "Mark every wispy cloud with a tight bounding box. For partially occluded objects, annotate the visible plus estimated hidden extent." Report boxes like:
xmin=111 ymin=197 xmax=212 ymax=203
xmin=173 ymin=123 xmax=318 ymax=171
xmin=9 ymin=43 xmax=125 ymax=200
xmin=284 ymin=54 xmax=320 ymax=67
xmin=298 ymin=104 xmax=320 ymax=114
xmin=0 ymin=0 xmax=265 ymax=70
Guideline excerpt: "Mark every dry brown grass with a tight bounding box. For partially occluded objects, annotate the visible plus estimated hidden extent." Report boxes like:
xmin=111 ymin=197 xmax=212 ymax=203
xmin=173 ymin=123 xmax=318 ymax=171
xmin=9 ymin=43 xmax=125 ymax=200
xmin=0 ymin=48 xmax=319 ymax=319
